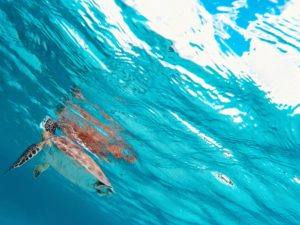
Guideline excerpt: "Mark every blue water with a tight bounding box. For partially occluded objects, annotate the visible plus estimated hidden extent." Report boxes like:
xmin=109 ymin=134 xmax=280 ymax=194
xmin=1 ymin=0 xmax=300 ymax=224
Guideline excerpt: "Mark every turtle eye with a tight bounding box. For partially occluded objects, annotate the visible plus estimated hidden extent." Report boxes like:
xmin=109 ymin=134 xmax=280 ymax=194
xmin=45 ymin=119 xmax=52 ymax=128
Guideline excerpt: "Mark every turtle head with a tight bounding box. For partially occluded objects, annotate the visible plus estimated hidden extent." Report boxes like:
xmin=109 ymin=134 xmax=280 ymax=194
xmin=40 ymin=116 xmax=58 ymax=134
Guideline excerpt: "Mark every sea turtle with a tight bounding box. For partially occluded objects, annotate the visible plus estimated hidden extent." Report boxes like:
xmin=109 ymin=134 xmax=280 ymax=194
xmin=6 ymin=117 xmax=113 ymax=196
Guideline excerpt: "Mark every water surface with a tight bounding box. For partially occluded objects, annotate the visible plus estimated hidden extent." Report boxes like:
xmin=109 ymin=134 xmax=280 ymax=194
xmin=0 ymin=0 xmax=300 ymax=224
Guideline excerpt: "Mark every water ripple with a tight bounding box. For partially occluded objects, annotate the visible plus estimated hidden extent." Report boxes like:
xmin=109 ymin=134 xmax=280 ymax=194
xmin=0 ymin=0 xmax=300 ymax=224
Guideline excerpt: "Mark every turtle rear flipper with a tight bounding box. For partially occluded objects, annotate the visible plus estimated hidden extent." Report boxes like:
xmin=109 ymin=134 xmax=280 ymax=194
xmin=94 ymin=181 xmax=114 ymax=196
xmin=4 ymin=142 xmax=45 ymax=175
xmin=33 ymin=163 xmax=50 ymax=178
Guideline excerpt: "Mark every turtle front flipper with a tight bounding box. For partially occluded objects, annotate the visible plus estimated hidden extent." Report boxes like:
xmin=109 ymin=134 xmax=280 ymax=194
xmin=5 ymin=143 xmax=45 ymax=174
xmin=33 ymin=163 xmax=50 ymax=178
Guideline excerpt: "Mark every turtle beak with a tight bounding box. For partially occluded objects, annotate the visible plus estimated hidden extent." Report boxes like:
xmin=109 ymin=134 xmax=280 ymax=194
xmin=40 ymin=116 xmax=51 ymax=130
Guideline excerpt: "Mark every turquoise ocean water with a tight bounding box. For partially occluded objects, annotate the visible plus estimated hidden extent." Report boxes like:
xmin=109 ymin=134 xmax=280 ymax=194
xmin=0 ymin=0 xmax=300 ymax=224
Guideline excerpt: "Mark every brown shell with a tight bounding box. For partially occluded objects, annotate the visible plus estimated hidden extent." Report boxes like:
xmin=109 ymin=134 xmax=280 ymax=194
xmin=51 ymin=136 xmax=111 ymax=187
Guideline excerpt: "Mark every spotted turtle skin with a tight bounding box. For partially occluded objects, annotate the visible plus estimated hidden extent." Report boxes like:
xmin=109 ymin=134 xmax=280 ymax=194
xmin=7 ymin=144 xmax=42 ymax=173
xmin=44 ymin=118 xmax=58 ymax=134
